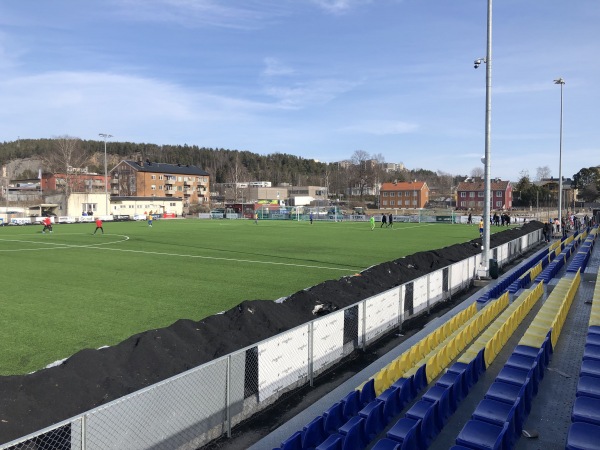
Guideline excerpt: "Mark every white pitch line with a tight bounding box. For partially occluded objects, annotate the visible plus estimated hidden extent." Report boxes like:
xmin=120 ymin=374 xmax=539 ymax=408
xmin=90 ymin=245 xmax=357 ymax=272
xmin=0 ymin=234 xmax=130 ymax=252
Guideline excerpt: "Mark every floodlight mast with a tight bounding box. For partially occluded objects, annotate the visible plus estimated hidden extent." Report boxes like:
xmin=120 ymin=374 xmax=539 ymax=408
xmin=554 ymin=78 xmax=565 ymax=237
xmin=473 ymin=0 xmax=493 ymax=277
xmin=99 ymin=133 xmax=113 ymax=216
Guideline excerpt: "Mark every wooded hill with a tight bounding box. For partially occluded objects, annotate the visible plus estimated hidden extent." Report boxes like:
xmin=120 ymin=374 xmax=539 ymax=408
xmin=0 ymin=138 xmax=465 ymax=199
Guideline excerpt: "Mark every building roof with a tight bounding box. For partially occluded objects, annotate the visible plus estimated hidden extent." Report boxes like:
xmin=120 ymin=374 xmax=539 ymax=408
xmin=119 ymin=160 xmax=210 ymax=176
xmin=380 ymin=181 xmax=428 ymax=191
xmin=111 ymin=196 xmax=183 ymax=202
xmin=456 ymin=180 xmax=510 ymax=192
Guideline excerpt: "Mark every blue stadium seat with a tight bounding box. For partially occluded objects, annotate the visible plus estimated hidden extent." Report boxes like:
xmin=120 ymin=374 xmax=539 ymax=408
xmin=405 ymin=400 xmax=438 ymax=447
xmin=583 ymin=344 xmax=600 ymax=362
xmin=587 ymin=334 xmax=600 ymax=347
xmin=422 ymin=384 xmax=451 ymax=426
xmin=360 ymin=378 xmax=376 ymax=406
xmin=370 ymin=438 xmax=402 ymax=450
xmin=340 ymin=391 xmax=362 ymax=420
xmin=315 ymin=433 xmax=344 ymax=450
xmin=566 ymin=422 xmax=600 ymax=450
xmin=577 ymin=376 xmax=600 ymax=400
xmin=412 ymin=364 xmax=428 ymax=394
xmin=505 ymin=351 xmax=544 ymax=384
xmin=338 ymin=416 xmax=367 ymax=450
xmin=324 ymin=402 xmax=346 ymax=435
xmin=280 ymin=430 xmax=304 ymax=450
xmin=455 ymin=419 xmax=509 ymax=450
xmin=392 ymin=377 xmax=414 ymax=407
xmin=589 ymin=326 xmax=600 ymax=336
xmin=485 ymin=381 xmax=529 ymax=418
xmin=386 ymin=417 xmax=420 ymax=450
xmin=448 ymin=361 xmax=476 ymax=391
xmin=471 ymin=397 xmax=520 ymax=447
xmin=303 ymin=415 xmax=327 ymax=449
xmin=377 ymin=385 xmax=402 ymax=422
xmin=436 ymin=370 xmax=465 ymax=409
xmin=580 ymin=359 xmax=600 ymax=379
xmin=571 ymin=396 xmax=600 ymax=427
xmin=495 ymin=364 xmax=538 ymax=396
xmin=359 ymin=400 xmax=385 ymax=439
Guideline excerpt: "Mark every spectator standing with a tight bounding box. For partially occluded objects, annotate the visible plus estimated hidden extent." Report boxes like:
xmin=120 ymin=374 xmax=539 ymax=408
xmin=381 ymin=214 xmax=387 ymax=228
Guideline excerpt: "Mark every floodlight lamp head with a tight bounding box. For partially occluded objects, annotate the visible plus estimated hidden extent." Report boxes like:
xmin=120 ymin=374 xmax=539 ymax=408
xmin=554 ymin=78 xmax=565 ymax=85
xmin=474 ymin=58 xmax=484 ymax=69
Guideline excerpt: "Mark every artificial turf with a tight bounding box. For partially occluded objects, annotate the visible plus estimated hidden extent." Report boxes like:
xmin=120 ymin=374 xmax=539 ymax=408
xmin=0 ymin=218 xmax=501 ymax=375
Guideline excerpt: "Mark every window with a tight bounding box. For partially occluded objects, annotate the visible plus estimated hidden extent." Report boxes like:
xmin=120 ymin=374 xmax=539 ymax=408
xmin=151 ymin=175 xmax=156 ymax=180
xmin=460 ymin=201 xmax=466 ymax=207
xmin=82 ymin=203 xmax=97 ymax=212
xmin=405 ymin=192 xmax=410 ymax=197
xmin=159 ymin=185 xmax=163 ymax=190
xmin=461 ymin=192 xmax=466 ymax=198
xmin=405 ymin=200 xmax=410 ymax=206
xmin=390 ymin=200 xmax=395 ymax=206
xmin=412 ymin=200 xmax=417 ymax=205
xmin=390 ymin=192 xmax=395 ymax=197
xmin=496 ymin=190 xmax=502 ymax=197
xmin=413 ymin=191 xmax=417 ymax=196
xmin=170 ymin=202 xmax=176 ymax=207
xmin=469 ymin=192 xmax=475 ymax=198
xmin=496 ymin=201 xmax=502 ymax=207
xmin=159 ymin=175 xmax=163 ymax=180
xmin=177 ymin=186 xmax=182 ymax=191
xmin=478 ymin=192 xmax=484 ymax=197
xmin=382 ymin=200 xmax=388 ymax=206
xmin=383 ymin=192 xmax=388 ymax=197
xmin=178 ymin=177 xmax=183 ymax=182
xmin=151 ymin=185 xmax=156 ymax=190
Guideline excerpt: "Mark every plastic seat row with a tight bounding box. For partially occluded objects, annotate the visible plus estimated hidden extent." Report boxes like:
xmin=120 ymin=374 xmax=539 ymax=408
xmin=567 ymin=265 xmax=600 ymax=450
xmin=274 ymin=303 xmax=481 ymax=449
xmin=373 ymin=291 xmax=539 ymax=450
xmin=369 ymin=303 xmax=478 ymax=397
xmin=566 ymin=232 xmax=596 ymax=273
xmin=453 ymin=275 xmax=580 ymax=450
xmin=478 ymin=247 xmax=552 ymax=303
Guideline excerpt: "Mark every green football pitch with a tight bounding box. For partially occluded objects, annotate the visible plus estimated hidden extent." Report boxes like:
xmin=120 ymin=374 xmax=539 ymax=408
xmin=0 ymin=219 xmax=499 ymax=375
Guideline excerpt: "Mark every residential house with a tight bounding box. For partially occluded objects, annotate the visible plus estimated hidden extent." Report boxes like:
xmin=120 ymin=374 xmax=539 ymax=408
xmin=456 ymin=178 xmax=512 ymax=210
xmin=110 ymin=160 xmax=210 ymax=207
xmin=379 ymin=181 xmax=429 ymax=209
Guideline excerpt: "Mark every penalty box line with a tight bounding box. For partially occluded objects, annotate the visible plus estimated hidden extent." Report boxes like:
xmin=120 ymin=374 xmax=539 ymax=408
xmin=91 ymin=246 xmax=360 ymax=272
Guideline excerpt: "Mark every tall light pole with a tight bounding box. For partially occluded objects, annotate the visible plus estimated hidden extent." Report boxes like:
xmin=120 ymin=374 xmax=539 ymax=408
xmin=474 ymin=0 xmax=493 ymax=277
xmin=99 ymin=133 xmax=113 ymax=215
xmin=554 ymin=78 xmax=565 ymax=236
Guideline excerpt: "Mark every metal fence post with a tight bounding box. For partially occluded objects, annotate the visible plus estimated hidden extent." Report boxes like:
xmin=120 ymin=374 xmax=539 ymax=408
xmin=398 ymin=285 xmax=404 ymax=334
xmin=426 ymin=274 xmax=431 ymax=314
xmin=308 ymin=322 xmax=314 ymax=387
xmin=361 ymin=299 xmax=367 ymax=350
xmin=226 ymin=354 xmax=232 ymax=438
xmin=81 ymin=415 xmax=86 ymax=450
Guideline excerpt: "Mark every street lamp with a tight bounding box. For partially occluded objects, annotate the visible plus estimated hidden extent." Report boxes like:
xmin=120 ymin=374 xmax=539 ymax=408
xmin=99 ymin=133 xmax=113 ymax=216
xmin=554 ymin=78 xmax=565 ymax=236
xmin=474 ymin=0 xmax=493 ymax=277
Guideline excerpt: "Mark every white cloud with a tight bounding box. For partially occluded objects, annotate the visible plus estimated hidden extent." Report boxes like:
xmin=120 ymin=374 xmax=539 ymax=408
xmin=263 ymin=78 xmax=360 ymax=109
xmin=262 ymin=57 xmax=295 ymax=77
xmin=310 ymin=0 xmax=372 ymax=14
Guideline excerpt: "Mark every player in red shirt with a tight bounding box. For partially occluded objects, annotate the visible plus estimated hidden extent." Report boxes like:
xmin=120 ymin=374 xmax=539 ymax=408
xmin=42 ymin=217 xmax=53 ymax=234
xmin=93 ymin=218 xmax=104 ymax=235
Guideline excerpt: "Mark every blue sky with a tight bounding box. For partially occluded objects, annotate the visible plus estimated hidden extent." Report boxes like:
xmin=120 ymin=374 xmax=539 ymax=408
xmin=0 ymin=0 xmax=598 ymax=182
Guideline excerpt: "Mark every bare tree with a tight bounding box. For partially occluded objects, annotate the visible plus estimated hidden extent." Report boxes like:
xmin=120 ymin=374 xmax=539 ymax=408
xmin=470 ymin=166 xmax=484 ymax=179
xmin=43 ymin=136 xmax=89 ymax=197
xmin=351 ymin=150 xmax=372 ymax=197
xmin=535 ymin=166 xmax=551 ymax=181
